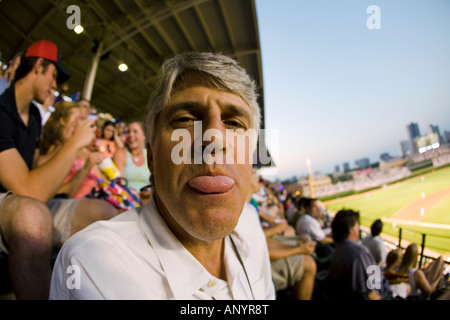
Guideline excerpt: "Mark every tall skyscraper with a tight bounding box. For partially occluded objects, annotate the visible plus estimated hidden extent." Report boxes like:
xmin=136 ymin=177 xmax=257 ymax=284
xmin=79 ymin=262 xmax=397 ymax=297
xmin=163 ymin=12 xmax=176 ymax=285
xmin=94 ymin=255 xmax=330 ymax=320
xmin=406 ymin=122 xmax=420 ymax=154
xmin=429 ymin=124 xmax=443 ymax=144
xmin=343 ymin=162 xmax=350 ymax=172
xmin=355 ymin=158 xmax=370 ymax=169
xmin=444 ymin=131 xmax=450 ymax=144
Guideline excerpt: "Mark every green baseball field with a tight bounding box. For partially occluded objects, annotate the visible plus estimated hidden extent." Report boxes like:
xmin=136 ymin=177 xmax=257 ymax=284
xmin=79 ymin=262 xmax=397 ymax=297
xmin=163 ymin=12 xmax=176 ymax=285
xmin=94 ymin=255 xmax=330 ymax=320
xmin=324 ymin=166 xmax=450 ymax=258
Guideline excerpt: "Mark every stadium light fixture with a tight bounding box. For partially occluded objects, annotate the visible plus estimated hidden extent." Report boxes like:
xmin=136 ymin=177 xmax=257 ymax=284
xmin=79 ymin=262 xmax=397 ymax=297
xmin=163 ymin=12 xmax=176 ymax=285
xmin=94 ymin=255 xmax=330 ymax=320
xmin=74 ymin=25 xmax=84 ymax=34
xmin=118 ymin=63 xmax=128 ymax=72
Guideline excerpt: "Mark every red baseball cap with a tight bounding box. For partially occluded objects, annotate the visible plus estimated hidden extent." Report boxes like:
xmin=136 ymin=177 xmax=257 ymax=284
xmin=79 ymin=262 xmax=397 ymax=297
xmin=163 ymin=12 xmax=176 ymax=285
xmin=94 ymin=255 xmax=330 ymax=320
xmin=25 ymin=40 xmax=71 ymax=84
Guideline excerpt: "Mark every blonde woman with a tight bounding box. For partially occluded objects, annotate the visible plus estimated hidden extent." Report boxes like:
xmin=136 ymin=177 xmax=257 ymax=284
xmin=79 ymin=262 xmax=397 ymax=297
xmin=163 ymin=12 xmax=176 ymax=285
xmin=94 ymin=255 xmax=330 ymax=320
xmin=397 ymin=243 xmax=445 ymax=298
xmin=114 ymin=121 xmax=151 ymax=203
xmin=382 ymin=249 xmax=410 ymax=299
xmin=39 ymin=101 xmax=105 ymax=198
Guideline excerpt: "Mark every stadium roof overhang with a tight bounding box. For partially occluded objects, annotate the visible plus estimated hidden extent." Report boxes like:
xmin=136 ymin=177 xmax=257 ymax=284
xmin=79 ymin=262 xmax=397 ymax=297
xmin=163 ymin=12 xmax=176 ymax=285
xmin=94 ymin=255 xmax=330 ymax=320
xmin=0 ymin=0 xmax=266 ymax=128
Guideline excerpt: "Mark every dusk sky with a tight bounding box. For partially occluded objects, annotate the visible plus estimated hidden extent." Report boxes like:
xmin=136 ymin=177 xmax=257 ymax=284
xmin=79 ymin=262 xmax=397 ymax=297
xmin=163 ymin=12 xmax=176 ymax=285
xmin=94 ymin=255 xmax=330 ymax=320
xmin=255 ymin=0 xmax=450 ymax=180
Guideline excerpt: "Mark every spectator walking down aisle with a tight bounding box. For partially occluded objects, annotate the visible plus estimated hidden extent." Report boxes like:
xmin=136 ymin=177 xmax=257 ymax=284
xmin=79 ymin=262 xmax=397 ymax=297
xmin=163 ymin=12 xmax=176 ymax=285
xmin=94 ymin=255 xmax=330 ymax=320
xmin=50 ymin=51 xmax=275 ymax=300
xmin=0 ymin=40 xmax=117 ymax=300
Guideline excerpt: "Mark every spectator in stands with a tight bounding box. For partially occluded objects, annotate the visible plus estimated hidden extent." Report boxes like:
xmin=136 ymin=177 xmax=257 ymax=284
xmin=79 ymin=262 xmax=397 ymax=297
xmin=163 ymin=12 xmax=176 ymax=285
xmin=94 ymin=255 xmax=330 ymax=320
xmin=325 ymin=209 xmax=391 ymax=300
xmin=252 ymin=177 xmax=268 ymax=204
xmin=283 ymin=192 xmax=294 ymax=214
xmin=50 ymin=51 xmax=275 ymax=299
xmin=295 ymin=198 xmax=333 ymax=244
xmin=96 ymin=120 xmax=121 ymax=158
xmin=113 ymin=121 xmax=151 ymax=203
xmin=250 ymin=180 xmax=295 ymax=237
xmin=397 ymin=243 xmax=445 ymax=299
xmin=54 ymin=83 xmax=69 ymax=104
xmin=267 ymin=234 xmax=317 ymax=300
xmin=76 ymin=97 xmax=91 ymax=121
xmin=284 ymin=193 xmax=299 ymax=223
xmin=362 ymin=218 xmax=387 ymax=265
xmin=258 ymin=187 xmax=286 ymax=222
xmin=295 ymin=198 xmax=334 ymax=268
xmin=287 ymin=196 xmax=306 ymax=227
xmin=114 ymin=119 xmax=127 ymax=145
xmin=382 ymin=249 xmax=411 ymax=299
xmin=38 ymin=101 xmax=107 ymax=199
xmin=289 ymin=196 xmax=311 ymax=226
xmin=261 ymin=212 xmax=316 ymax=299
xmin=0 ymin=40 xmax=117 ymax=299
xmin=247 ymin=169 xmax=316 ymax=300
xmin=0 ymin=52 xmax=21 ymax=94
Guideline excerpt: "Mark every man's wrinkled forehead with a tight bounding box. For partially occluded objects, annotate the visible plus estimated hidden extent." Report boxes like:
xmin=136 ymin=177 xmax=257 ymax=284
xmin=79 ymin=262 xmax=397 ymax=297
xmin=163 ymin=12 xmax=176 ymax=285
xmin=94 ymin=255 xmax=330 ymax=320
xmin=164 ymin=71 xmax=252 ymax=119
xmin=172 ymin=70 xmax=228 ymax=95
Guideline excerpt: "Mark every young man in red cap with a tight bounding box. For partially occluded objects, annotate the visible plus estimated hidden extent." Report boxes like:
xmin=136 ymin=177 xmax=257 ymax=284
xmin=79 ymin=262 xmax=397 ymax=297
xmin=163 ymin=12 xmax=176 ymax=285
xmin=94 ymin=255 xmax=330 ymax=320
xmin=0 ymin=40 xmax=117 ymax=299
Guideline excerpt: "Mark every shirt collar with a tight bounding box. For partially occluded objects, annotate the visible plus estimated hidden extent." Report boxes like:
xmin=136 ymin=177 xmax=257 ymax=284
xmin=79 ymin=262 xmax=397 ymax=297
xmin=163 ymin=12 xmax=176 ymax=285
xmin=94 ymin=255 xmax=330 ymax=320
xmin=138 ymin=197 xmax=256 ymax=300
xmin=1 ymin=86 xmax=18 ymax=118
xmin=139 ymin=197 xmax=220 ymax=299
xmin=1 ymin=85 xmax=41 ymax=128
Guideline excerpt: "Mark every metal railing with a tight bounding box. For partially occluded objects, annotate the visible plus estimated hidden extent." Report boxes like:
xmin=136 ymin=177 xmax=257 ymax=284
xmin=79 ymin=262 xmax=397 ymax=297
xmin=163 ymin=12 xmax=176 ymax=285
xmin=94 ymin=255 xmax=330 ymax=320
xmin=360 ymin=226 xmax=450 ymax=270
xmin=396 ymin=227 xmax=450 ymax=269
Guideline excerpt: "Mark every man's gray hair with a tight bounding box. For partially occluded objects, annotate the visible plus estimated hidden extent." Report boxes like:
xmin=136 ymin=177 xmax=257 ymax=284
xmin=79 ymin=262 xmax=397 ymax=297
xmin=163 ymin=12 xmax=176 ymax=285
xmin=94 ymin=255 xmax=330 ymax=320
xmin=144 ymin=52 xmax=261 ymax=144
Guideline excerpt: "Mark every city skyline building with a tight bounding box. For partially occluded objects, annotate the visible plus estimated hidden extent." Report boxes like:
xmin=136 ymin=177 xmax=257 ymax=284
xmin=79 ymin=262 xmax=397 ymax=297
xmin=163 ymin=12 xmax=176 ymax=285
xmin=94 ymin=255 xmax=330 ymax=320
xmin=429 ymin=124 xmax=443 ymax=144
xmin=407 ymin=122 xmax=421 ymax=154
xmin=355 ymin=158 xmax=370 ymax=169
xmin=343 ymin=162 xmax=350 ymax=172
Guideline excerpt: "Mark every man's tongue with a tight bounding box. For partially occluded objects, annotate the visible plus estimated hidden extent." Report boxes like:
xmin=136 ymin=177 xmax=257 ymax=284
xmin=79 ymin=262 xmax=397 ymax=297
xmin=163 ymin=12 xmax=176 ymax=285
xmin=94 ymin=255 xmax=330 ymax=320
xmin=188 ymin=176 xmax=235 ymax=194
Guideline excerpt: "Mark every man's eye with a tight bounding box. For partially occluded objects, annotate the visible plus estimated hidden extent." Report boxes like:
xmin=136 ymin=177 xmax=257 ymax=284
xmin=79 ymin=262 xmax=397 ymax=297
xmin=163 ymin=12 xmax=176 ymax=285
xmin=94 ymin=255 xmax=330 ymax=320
xmin=175 ymin=116 xmax=194 ymax=122
xmin=172 ymin=116 xmax=197 ymax=126
xmin=224 ymin=120 xmax=246 ymax=129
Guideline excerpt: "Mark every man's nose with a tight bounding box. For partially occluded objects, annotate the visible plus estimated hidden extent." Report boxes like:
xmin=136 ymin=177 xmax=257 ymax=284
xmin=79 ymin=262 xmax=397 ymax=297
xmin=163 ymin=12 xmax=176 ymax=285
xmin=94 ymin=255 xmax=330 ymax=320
xmin=202 ymin=115 xmax=226 ymax=133
xmin=201 ymin=117 xmax=227 ymax=150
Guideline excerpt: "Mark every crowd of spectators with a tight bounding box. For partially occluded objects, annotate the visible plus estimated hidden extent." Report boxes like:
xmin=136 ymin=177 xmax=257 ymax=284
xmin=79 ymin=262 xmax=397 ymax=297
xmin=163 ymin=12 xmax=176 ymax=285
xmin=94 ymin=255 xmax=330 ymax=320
xmin=0 ymin=40 xmax=152 ymax=299
xmin=250 ymin=180 xmax=448 ymax=300
xmin=313 ymin=166 xmax=412 ymax=198
xmin=305 ymin=145 xmax=450 ymax=199
xmin=430 ymin=146 xmax=450 ymax=167
xmin=412 ymin=145 xmax=450 ymax=165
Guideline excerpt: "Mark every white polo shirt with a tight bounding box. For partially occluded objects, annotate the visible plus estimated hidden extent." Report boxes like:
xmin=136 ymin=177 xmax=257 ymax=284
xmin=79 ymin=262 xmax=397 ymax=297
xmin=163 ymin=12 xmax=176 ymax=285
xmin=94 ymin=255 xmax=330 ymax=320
xmin=295 ymin=213 xmax=326 ymax=242
xmin=49 ymin=198 xmax=275 ymax=300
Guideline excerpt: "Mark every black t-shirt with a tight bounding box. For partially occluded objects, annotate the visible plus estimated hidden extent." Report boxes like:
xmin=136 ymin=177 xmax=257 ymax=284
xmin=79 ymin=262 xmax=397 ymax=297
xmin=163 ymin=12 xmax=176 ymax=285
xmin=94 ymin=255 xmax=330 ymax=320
xmin=0 ymin=85 xmax=42 ymax=192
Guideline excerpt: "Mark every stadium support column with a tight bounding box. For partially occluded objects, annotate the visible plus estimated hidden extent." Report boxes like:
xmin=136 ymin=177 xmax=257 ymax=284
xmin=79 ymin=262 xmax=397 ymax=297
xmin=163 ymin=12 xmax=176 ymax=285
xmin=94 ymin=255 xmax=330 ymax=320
xmin=82 ymin=41 xmax=104 ymax=101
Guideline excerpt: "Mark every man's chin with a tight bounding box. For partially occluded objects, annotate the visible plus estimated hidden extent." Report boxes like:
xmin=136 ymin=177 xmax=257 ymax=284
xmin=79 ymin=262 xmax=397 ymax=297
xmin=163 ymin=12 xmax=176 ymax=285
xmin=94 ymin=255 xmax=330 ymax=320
xmin=189 ymin=214 xmax=240 ymax=242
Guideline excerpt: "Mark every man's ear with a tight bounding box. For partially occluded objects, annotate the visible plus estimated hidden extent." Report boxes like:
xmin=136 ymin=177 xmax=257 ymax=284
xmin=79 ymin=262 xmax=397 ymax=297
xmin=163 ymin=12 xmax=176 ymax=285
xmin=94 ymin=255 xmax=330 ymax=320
xmin=34 ymin=58 xmax=44 ymax=75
